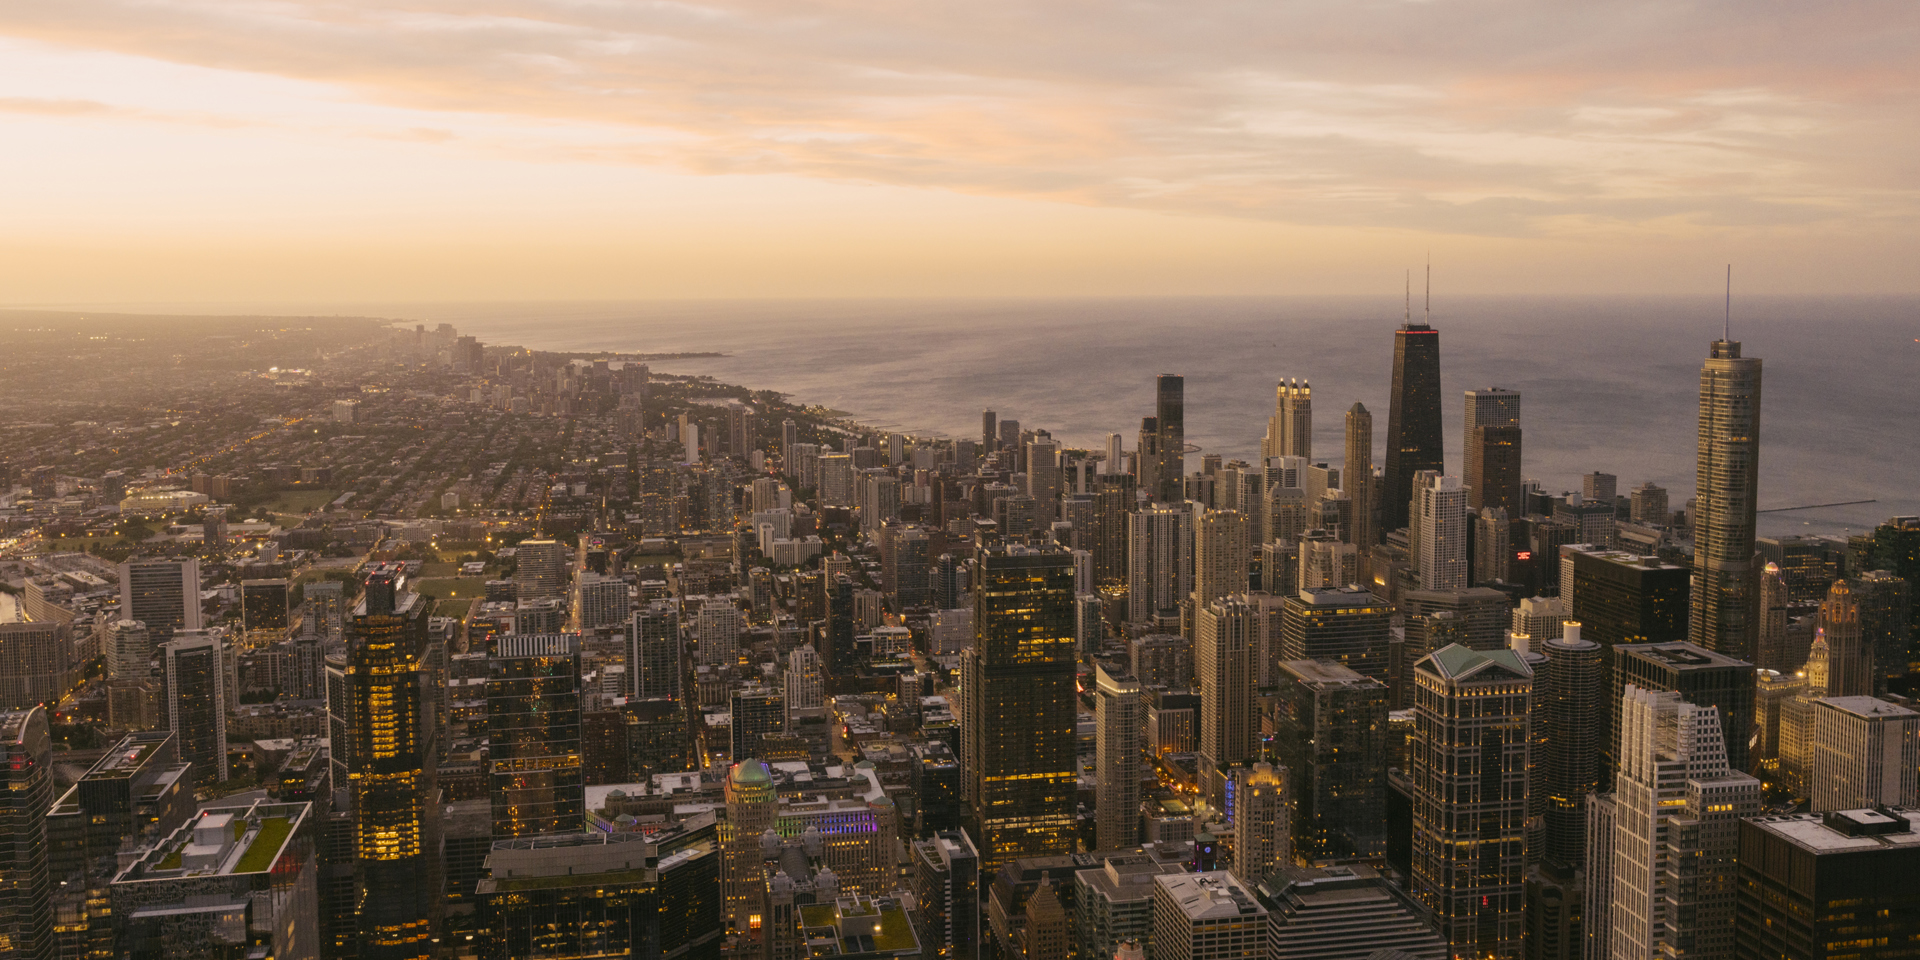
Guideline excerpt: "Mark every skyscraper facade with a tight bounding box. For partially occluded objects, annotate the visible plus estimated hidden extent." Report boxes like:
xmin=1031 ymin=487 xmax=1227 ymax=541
xmin=1154 ymin=375 xmax=1185 ymax=502
xmin=1191 ymin=508 xmax=1249 ymax=608
xmin=1819 ymin=579 xmax=1874 ymax=698
xmin=1344 ymin=403 xmax=1375 ymax=553
xmin=347 ymin=567 xmax=439 ymax=960
xmin=1272 ymin=659 xmax=1388 ymax=863
xmin=0 ymin=708 xmax=53 ymax=960
xmin=162 ymin=630 xmax=229 ymax=783
xmin=487 ymin=634 xmax=583 ymax=839
xmin=1464 ymin=387 xmax=1522 ymax=514
xmin=961 ymin=539 xmax=1077 ymax=871
xmin=1809 ymin=696 xmax=1919 ymax=813
xmin=1594 ymin=686 xmax=1760 ymax=960
xmin=1230 ymin=762 xmax=1288 ymax=887
xmin=1263 ymin=378 xmax=1312 ymax=461
xmin=1688 ymin=337 xmax=1763 ymax=661
xmin=1195 ymin=596 xmax=1256 ymax=808
xmin=119 ymin=557 xmax=202 ymax=642
xmin=1128 ymin=503 xmax=1193 ymax=624
xmin=1384 ymin=321 xmax=1442 ymax=532
xmin=1409 ymin=644 xmax=1532 ymax=959
xmin=1415 ymin=474 xmax=1467 ymax=591
xmin=1093 ymin=664 xmax=1144 ymax=851
xmin=1538 ymin=630 xmax=1603 ymax=870
xmin=628 ymin=601 xmax=682 ymax=700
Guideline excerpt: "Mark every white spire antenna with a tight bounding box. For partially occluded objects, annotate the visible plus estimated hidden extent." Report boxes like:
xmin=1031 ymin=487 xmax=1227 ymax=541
xmin=1424 ymin=256 xmax=1431 ymax=326
xmin=1404 ymin=270 xmax=1411 ymax=324
xmin=1724 ymin=264 xmax=1732 ymax=341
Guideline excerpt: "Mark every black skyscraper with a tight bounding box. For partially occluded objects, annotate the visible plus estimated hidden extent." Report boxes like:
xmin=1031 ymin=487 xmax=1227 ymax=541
xmin=1384 ymin=322 xmax=1442 ymax=531
xmin=1154 ymin=374 xmax=1184 ymax=501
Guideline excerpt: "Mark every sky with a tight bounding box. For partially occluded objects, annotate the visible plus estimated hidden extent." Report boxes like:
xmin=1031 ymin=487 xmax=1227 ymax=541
xmin=2 ymin=1 xmax=1917 ymax=302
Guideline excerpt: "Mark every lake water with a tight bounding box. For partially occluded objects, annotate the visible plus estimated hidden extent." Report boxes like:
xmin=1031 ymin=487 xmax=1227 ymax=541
xmin=286 ymin=295 xmax=1920 ymax=538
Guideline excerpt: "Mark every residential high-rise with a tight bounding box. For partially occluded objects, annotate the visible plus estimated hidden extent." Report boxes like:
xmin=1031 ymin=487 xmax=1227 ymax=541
xmin=1263 ymin=378 xmax=1312 ymax=461
xmin=1155 ymin=375 xmax=1185 ymax=502
xmin=1734 ymin=809 xmax=1920 ymax=960
xmin=627 ymin=601 xmax=681 ymax=700
xmin=1809 ymin=696 xmax=1919 ymax=813
xmin=346 ymin=565 xmax=439 ymax=960
xmin=1092 ymin=472 xmax=1137 ymax=586
xmin=1688 ymin=337 xmax=1763 ymax=661
xmin=1345 ymin=403 xmax=1375 ymax=553
xmin=487 ymin=634 xmax=583 ymax=839
xmin=1128 ymin=503 xmax=1193 ymax=624
xmin=1094 ymin=664 xmax=1144 ymax=851
xmin=983 ymin=410 xmax=998 ymax=451
xmin=1592 ymin=686 xmax=1760 ymax=960
xmin=913 ymin=830 xmax=982 ymax=960
xmin=0 ymin=622 xmax=68 ymax=711
xmin=1819 ymin=579 xmax=1874 ymax=698
xmin=513 ymin=539 xmax=571 ymax=599
xmin=0 ymin=707 xmax=53 ymax=960
xmin=1464 ymin=388 xmax=1522 ymax=514
xmin=1581 ymin=471 xmax=1618 ymax=503
xmin=1149 ymin=872 xmax=1267 ymax=960
xmin=1384 ymin=317 xmax=1443 ymax=533
xmin=1409 ymin=644 xmax=1532 ymax=959
xmin=1414 ymin=474 xmax=1466 ymax=591
xmin=105 ymin=619 xmax=154 ymax=682
xmin=162 ymin=630 xmax=229 ymax=783
xmin=1195 ymin=596 xmax=1257 ymax=808
xmin=1628 ymin=482 xmax=1669 ymax=526
xmin=1230 ymin=762 xmax=1288 ymax=886
xmin=961 ymin=539 xmax=1077 ymax=871
xmin=1278 ymin=586 xmax=1393 ymax=687
xmin=1272 ymin=659 xmax=1388 ymax=863
xmin=1537 ymin=630 xmax=1603 ymax=870
xmin=1192 ymin=509 xmax=1249 ymax=608
xmin=119 ymin=556 xmax=202 ymax=641
xmin=696 ymin=601 xmax=744 ymax=666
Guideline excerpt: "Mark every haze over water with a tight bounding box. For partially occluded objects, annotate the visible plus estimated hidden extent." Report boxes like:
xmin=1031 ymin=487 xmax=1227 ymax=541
xmin=268 ymin=295 xmax=1916 ymax=539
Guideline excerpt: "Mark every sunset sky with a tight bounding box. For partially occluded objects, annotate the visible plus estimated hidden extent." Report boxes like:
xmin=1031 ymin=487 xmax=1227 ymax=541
xmin=3 ymin=1 xmax=1916 ymax=302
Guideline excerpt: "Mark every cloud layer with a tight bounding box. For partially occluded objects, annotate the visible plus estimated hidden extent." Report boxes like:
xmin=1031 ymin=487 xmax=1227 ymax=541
xmin=5 ymin=0 xmax=1917 ymax=238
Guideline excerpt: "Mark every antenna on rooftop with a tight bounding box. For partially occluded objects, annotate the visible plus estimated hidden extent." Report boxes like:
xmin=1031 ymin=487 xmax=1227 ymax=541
xmin=1424 ymin=255 xmax=1431 ymax=326
xmin=1404 ymin=270 xmax=1410 ymax=324
xmin=1724 ymin=264 xmax=1732 ymax=341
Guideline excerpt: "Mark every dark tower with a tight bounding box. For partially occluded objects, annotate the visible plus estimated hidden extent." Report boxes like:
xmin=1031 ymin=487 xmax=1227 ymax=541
xmin=1539 ymin=631 xmax=1603 ymax=868
xmin=0 ymin=708 xmax=53 ymax=960
xmin=1385 ymin=313 xmax=1443 ymax=533
xmin=1154 ymin=374 xmax=1184 ymax=502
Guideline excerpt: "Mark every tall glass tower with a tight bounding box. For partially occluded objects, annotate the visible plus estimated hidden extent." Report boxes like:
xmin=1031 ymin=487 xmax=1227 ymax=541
xmin=1154 ymin=374 xmax=1185 ymax=502
xmin=348 ymin=565 xmax=438 ymax=960
xmin=487 ymin=634 xmax=583 ymax=838
xmin=961 ymin=537 xmax=1077 ymax=871
xmin=1689 ymin=338 xmax=1763 ymax=661
xmin=1384 ymin=323 xmax=1443 ymax=532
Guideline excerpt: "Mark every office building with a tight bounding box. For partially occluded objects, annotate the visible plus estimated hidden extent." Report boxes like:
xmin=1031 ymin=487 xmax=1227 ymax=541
xmin=162 ymin=630 xmax=228 ymax=783
xmin=478 ymin=819 xmax=720 ymax=960
xmin=1409 ymin=645 xmax=1532 ymax=959
xmin=488 ymin=634 xmax=583 ymax=839
xmin=1193 ymin=509 xmax=1250 ymax=607
xmin=1264 ymin=378 xmax=1312 ymax=461
xmin=1094 ymin=664 xmax=1144 ymax=850
xmin=1230 ymin=762 xmax=1288 ymax=886
xmin=1345 ymin=403 xmax=1375 ymax=554
xmin=1272 ymin=659 xmax=1387 ymax=863
xmin=1150 ymin=872 xmax=1267 ymax=960
xmin=1820 ymin=579 xmax=1874 ymax=698
xmin=1383 ymin=317 xmax=1443 ymax=533
xmin=119 ymin=557 xmax=202 ymax=641
xmin=1853 ymin=570 xmax=1911 ymax=695
xmin=1155 ymin=375 xmax=1186 ymax=502
xmin=961 ymin=540 xmax=1077 ymax=871
xmin=1810 ymin=696 xmax=1919 ymax=813
xmin=240 ymin=578 xmax=290 ymax=643
xmin=1734 ymin=809 xmax=1920 ymax=960
xmin=628 ymin=601 xmax=682 ymax=700
xmin=696 ymin=601 xmax=744 ymax=667
xmin=1609 ymin=641 xmax=1755 ymax=777
xmin=104 ymin=618 xmax=155 ymax=683
xmin=1129 ymin=503 xmax=1193 ymax=624
xmin=1465 ymin=388 xmax=1523 ymax=516
xmin=729 ymin=685 xmax=785 ymax=763
xmin=574 ymin=571 xmax=629 ymax=631
xmin=1196 ymin=596 xmax=1257 ymax=808
xmin=108 ymin=800 xmax=318 ymax=960
xmin=1592 ymin=686 xmax=1760 ymax=960
xmin=1278 ymin=586 xmax=1392 ymax=686
xmin=1414 ymin=475 xmax=1466 ymax=591
xmin=1537 ymin=630 xmax=1603 ymax=869
xmin=1564 ymin=548 xmax=1689 ymax=649
xmin=1511 ymin=596 xmax=1567 ymax=643
xmin=0 ymin=708 xmax=53 ymax=960
xmin=1689 ymin=337 xmax=1764 ymax=661
xmin=346 ymin=566 xmax=439 ymax=960
xmin=1254 ymin=864 xmax=1447 ymax=960
xmin=1628 ymin=483 xmax=1669 ymax=526
xmin=913 ymin=830 xmax=981 ymax=960
xmin=1075 ymin=855 xmax=1184 ymax=960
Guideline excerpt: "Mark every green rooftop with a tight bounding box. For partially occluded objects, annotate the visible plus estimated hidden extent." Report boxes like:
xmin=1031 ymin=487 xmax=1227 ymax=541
xmin=235 ymin=817 xmax=293 ymax=874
